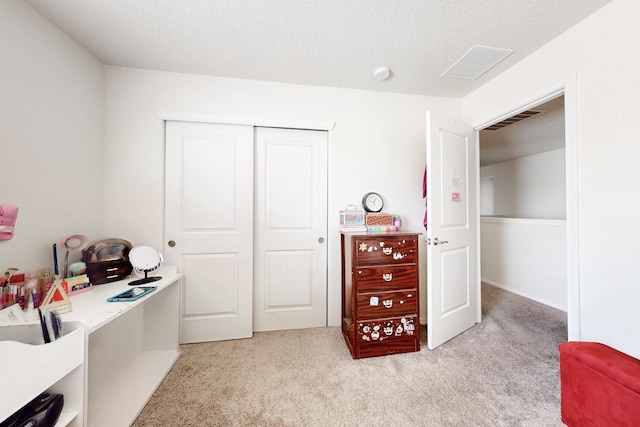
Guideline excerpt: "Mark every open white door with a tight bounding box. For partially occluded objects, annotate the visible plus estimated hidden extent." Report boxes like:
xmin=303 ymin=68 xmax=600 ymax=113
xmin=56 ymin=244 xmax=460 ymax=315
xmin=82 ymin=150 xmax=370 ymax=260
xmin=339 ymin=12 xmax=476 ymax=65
xmin=426 ymin=111 xmax=481 ymax=350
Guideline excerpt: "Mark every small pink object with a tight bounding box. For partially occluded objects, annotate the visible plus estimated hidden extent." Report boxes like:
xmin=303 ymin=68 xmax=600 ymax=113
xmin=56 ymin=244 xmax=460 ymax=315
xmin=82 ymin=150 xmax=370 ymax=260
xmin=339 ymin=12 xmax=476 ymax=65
xmin=0 ymin=203 xmax=19 ymax=241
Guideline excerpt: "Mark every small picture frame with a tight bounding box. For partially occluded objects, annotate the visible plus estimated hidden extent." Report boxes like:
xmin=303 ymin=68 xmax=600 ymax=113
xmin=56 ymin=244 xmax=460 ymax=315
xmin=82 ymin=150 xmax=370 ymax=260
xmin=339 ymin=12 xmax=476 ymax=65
xmin=0 ymin=303 xmax=27 ymax=325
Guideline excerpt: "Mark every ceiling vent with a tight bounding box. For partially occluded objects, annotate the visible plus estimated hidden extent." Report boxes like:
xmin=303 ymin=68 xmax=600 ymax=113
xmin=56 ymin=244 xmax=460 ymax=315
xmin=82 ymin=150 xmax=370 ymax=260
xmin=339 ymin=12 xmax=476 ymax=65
xmin=441 ymin=45 xmax=514 ymax=80
xmin=484 ymin=110 xmax=544 ymax=131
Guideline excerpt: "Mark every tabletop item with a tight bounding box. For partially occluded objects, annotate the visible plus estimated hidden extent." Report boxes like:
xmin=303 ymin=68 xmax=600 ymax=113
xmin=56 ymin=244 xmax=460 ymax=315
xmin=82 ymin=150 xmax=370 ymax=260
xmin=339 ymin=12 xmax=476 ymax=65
xmin=128 ymin=245 xmax=163 ymax=286
xmin=362 ymin=192 xmax=384 ymax=212
xmin=107 ymin=286 xmax=157 ymax=302
xmin=61 ymin=234 xmax=88 ymax=278
xmin=83 ymin=238 xmax=133 ymax=285
xmin=0 ymin=203 xmax=19 ymax=241
xmin=38 ymin=307 xmax=62 ymax=343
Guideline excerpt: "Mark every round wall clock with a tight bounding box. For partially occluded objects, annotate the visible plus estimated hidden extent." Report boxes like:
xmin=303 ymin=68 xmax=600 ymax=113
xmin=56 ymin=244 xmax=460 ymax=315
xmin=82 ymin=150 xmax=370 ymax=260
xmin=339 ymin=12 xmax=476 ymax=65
xmin=362 ymin=192 xmax=384 ymax=212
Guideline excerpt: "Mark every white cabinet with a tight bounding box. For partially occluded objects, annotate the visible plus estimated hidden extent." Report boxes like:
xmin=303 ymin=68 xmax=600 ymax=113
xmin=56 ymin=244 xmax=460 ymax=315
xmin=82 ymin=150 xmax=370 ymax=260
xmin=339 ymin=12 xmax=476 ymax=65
xmin=63 ymin=268 xmax=182 ymax=427
xmin=1 ymin=268 xmax=182 ymax=427
xmin=0 ymin=321 xmax=85 ymax=426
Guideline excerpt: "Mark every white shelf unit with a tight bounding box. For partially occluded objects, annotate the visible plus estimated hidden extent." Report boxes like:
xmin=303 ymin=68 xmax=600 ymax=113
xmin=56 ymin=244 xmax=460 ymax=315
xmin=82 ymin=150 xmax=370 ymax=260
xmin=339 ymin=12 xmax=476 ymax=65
xmin=62 ymin=268 xmax=182 ymax=427
xmin=1 ymin=268 xmax=182 ymax=427
xmin=0 ymin=321 xmax=85 ymax=427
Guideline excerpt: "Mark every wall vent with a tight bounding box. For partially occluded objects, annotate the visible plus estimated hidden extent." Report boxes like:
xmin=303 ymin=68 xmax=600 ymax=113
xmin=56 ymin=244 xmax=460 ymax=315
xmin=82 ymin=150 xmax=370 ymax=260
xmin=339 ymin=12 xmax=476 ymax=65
xmin=484 ymin=110 xmax=544 ymax=131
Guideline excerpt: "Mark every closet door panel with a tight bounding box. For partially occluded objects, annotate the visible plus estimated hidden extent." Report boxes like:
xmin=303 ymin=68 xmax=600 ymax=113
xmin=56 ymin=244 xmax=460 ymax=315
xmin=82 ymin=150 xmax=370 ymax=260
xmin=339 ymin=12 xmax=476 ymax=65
xmin=165 ymin=121 xmax=254 ymax=343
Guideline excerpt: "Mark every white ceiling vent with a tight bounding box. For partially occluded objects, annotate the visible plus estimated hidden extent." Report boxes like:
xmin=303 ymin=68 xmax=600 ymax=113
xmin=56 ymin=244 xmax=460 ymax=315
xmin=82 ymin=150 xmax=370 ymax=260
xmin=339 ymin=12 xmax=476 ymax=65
xmin=441 ymin=45 xmax=514 ymax=80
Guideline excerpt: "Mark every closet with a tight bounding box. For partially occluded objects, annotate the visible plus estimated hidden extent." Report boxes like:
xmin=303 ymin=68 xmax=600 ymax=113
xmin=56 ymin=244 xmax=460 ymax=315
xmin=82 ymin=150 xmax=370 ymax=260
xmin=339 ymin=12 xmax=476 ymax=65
xmin=164 ymin=121 xmax=328 ymax=343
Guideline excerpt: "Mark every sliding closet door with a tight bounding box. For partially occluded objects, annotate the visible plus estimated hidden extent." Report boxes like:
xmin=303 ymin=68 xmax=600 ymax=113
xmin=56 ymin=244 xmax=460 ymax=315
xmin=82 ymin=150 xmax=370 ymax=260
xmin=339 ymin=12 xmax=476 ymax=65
xmin=165 ymin=121 xmax=254 ymax=344
xmin=253 ymin=127 xmax=328 ymax=332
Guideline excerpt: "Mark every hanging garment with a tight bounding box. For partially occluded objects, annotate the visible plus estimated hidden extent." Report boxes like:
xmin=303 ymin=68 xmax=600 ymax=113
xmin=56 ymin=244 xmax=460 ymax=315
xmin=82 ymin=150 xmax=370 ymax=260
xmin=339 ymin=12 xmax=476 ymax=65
xmin=423 ymin=167 xmax=428 ymax=230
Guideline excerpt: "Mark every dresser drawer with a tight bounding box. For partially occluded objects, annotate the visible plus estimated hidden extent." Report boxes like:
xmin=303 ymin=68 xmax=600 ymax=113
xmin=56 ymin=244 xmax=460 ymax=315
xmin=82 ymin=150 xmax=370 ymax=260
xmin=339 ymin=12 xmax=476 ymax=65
xmin=357 ymin=334 xmax=420 ymax=358
xmin=356 ymin=315 xmax=418 ymax=343
xmin=355 ymin=289 xmax=417 ymax=319
xmin=86 ymin=259 xmax=132 ymax=285
xmin=355 ymin=265 xmax=417 ymax=292
xmin=353 ymin=235 xmax=418 ymax=266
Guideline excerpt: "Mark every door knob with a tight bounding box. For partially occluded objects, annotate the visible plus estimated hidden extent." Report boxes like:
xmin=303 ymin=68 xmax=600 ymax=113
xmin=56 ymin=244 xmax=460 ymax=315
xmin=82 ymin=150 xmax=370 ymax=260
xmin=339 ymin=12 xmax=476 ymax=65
xmin=168 ymin=240 xmax=176 ymax=248
xmin=318 ymin=237 xmax=325 ymax=243
xmin=433 ymin=238 xmax=448 ymax=246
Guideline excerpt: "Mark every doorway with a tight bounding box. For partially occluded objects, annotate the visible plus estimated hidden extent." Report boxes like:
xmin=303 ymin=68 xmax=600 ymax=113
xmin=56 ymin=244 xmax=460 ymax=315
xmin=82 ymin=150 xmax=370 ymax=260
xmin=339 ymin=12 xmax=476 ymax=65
xmin=476 ymin=86 xmax=579 ymax=337
xmin=479 ymin=96 xmax=567 ymax=311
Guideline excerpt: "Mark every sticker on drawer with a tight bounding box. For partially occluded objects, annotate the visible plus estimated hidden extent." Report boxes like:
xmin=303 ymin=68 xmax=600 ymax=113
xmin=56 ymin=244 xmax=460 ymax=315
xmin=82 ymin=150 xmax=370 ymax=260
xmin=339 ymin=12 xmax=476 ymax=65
xmin=358 ymin=317 xmax=417 ymax=342
xmin=369 ymin=296 xmax=379 ymax=306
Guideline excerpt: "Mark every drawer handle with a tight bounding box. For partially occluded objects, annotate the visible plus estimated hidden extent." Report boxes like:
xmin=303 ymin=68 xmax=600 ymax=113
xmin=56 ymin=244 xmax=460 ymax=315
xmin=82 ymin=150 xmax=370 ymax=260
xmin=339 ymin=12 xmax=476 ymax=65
xmin=382 ymin=299 xmax=393 ymax=308
xmin=382 ymin=273 xmax=392 ymax=281
xmin=382 ymin=247 xmax=392 ymax=255
xmin=106 ymin=267 xmax=118 ymax=272
xmin=106 ymin=274 xmax=118 ymax=279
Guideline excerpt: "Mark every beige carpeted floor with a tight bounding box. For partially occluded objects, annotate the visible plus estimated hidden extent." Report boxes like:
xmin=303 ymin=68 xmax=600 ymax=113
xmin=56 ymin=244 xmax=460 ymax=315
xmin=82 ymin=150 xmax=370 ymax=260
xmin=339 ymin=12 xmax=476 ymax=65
xmin=132 ymin=283 xmax=567 ymax=426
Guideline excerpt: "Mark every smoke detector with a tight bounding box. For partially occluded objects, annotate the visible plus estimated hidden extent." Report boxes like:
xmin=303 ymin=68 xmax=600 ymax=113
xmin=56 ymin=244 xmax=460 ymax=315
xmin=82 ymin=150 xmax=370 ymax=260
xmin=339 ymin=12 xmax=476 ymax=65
xmin=373 ymin=66 xmax=391 ymax=81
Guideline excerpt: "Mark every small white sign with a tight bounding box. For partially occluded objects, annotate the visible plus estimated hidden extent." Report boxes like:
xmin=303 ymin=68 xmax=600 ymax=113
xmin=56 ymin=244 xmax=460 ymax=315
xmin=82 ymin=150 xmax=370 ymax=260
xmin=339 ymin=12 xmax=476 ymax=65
xmin=0 ymin=304 xmax=26 ymax=325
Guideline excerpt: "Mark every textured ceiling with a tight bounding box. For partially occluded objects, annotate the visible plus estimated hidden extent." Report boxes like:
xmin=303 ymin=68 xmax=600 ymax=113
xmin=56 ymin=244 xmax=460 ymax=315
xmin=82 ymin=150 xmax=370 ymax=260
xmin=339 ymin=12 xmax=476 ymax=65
xmin=25 ymin=0 xmax=613 ymax=98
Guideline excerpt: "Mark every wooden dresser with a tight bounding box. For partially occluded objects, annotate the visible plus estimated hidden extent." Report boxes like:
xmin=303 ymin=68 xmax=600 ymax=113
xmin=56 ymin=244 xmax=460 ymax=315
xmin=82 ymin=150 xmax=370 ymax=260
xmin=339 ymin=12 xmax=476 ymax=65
xmin=340 ymin=232 xmax=420 ymax=359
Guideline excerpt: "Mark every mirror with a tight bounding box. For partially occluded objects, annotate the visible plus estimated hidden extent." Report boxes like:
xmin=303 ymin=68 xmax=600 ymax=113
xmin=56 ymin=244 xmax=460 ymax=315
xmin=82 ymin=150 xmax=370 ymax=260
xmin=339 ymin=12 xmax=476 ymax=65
xmin=61 ymin=234 xmax=88 ymax=278
xmin=128 ymin=245 xmax=163 ymax=286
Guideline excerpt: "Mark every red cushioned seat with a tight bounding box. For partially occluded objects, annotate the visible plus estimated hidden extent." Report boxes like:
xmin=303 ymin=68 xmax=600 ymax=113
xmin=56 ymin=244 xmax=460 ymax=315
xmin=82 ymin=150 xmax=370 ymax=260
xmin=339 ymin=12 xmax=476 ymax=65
xmin=559 ymin=341 xmax=640 ymax=427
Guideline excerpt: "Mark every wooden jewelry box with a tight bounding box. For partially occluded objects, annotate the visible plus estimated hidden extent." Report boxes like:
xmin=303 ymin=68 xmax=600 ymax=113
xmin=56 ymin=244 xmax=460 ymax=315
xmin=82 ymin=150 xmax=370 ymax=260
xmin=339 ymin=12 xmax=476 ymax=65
xmin=82 ymin=238 xmax=133 ymax=285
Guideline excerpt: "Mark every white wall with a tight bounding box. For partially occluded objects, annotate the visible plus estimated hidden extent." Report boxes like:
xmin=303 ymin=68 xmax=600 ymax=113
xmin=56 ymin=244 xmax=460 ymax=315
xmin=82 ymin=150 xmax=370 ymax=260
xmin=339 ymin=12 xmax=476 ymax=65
xmin=480 ymin=150 xmax=567 ymax=310
xmin=463 ymin=0 xmax=640 ymax=357
xmin=481 ymin=217 xmax=567 ymax=310
xmin=0 ymin=0 xmax=105 ymax=273
xmin=103 ymin=66 xmax=460 ymax=326
xmin=480 ymin=149 xmax=566 ymax=219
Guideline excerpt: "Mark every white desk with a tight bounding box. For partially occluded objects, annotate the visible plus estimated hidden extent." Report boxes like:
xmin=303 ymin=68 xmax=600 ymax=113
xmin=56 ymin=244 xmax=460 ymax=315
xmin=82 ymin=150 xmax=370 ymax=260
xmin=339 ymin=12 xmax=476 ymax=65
xmin=65 ymin=268 xmax=181 ymax=427
xmin=0 ymin=268 xmax=182 ymax=427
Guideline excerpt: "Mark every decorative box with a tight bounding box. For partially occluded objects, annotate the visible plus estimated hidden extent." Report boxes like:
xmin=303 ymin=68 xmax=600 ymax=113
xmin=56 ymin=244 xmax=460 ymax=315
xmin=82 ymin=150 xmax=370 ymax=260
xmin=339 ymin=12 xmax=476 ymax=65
xmin=365 ymin=213 xmax=395 ymax=226
xmin=340 ymin=205 xmax=365 ymax=226
xmin=82 ymin=238 xmax=133 ymax=285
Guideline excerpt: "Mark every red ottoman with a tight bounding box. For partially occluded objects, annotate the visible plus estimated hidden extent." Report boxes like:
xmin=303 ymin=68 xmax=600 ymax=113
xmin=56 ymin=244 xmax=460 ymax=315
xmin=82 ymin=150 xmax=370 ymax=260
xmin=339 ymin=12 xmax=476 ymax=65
xmin=559 ymin=341 xmax=640 ymax=427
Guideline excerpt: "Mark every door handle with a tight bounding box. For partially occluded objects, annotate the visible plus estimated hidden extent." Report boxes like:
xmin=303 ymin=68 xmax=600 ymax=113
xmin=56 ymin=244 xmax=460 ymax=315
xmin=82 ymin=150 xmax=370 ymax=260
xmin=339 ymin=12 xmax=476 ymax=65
xmin=168 ymin=240 xmax=176 ymax=248
xmin=433 ymin=238 xmax=448 ymax=246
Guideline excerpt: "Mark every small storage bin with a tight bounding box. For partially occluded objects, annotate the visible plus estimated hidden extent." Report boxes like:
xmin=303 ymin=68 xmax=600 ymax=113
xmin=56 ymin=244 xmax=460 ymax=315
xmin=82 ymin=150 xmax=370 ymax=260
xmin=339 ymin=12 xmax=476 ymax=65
xmin=340 ymin=205 xmax=365 ymax=226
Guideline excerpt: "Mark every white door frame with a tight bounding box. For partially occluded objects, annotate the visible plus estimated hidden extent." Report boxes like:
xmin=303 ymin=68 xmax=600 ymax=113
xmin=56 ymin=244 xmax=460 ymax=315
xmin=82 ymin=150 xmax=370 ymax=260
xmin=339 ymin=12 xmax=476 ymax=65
xmin=158 ymin=111 xmax=335 ymax=133
xmin=471 ymin=76 xmax=580 ymax=340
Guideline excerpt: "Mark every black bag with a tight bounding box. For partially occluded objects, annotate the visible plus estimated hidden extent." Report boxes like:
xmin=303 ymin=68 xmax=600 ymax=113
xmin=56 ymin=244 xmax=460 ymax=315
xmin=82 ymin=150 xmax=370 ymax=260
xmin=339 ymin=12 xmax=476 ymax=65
xmin=0 ymin=392 xmax=64 ymax=427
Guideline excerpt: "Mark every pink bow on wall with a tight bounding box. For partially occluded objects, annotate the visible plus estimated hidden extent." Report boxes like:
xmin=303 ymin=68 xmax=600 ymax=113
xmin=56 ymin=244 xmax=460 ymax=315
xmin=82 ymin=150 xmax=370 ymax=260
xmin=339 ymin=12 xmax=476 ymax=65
xmin=0 ymin=203 xmax=19 ymax=241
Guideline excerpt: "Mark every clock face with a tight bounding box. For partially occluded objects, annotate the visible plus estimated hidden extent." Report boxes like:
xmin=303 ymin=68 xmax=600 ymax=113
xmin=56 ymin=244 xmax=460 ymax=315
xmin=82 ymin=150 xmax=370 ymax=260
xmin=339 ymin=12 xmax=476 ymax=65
xmin=362 ymin=192 xmax=383 ymax=212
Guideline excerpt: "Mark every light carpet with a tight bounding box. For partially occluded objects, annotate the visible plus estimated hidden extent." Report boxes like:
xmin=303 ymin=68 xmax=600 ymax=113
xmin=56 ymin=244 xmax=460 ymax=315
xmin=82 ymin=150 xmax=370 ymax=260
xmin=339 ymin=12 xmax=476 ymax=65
xmin=132 ymin=283 xmax=567 ymax=426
